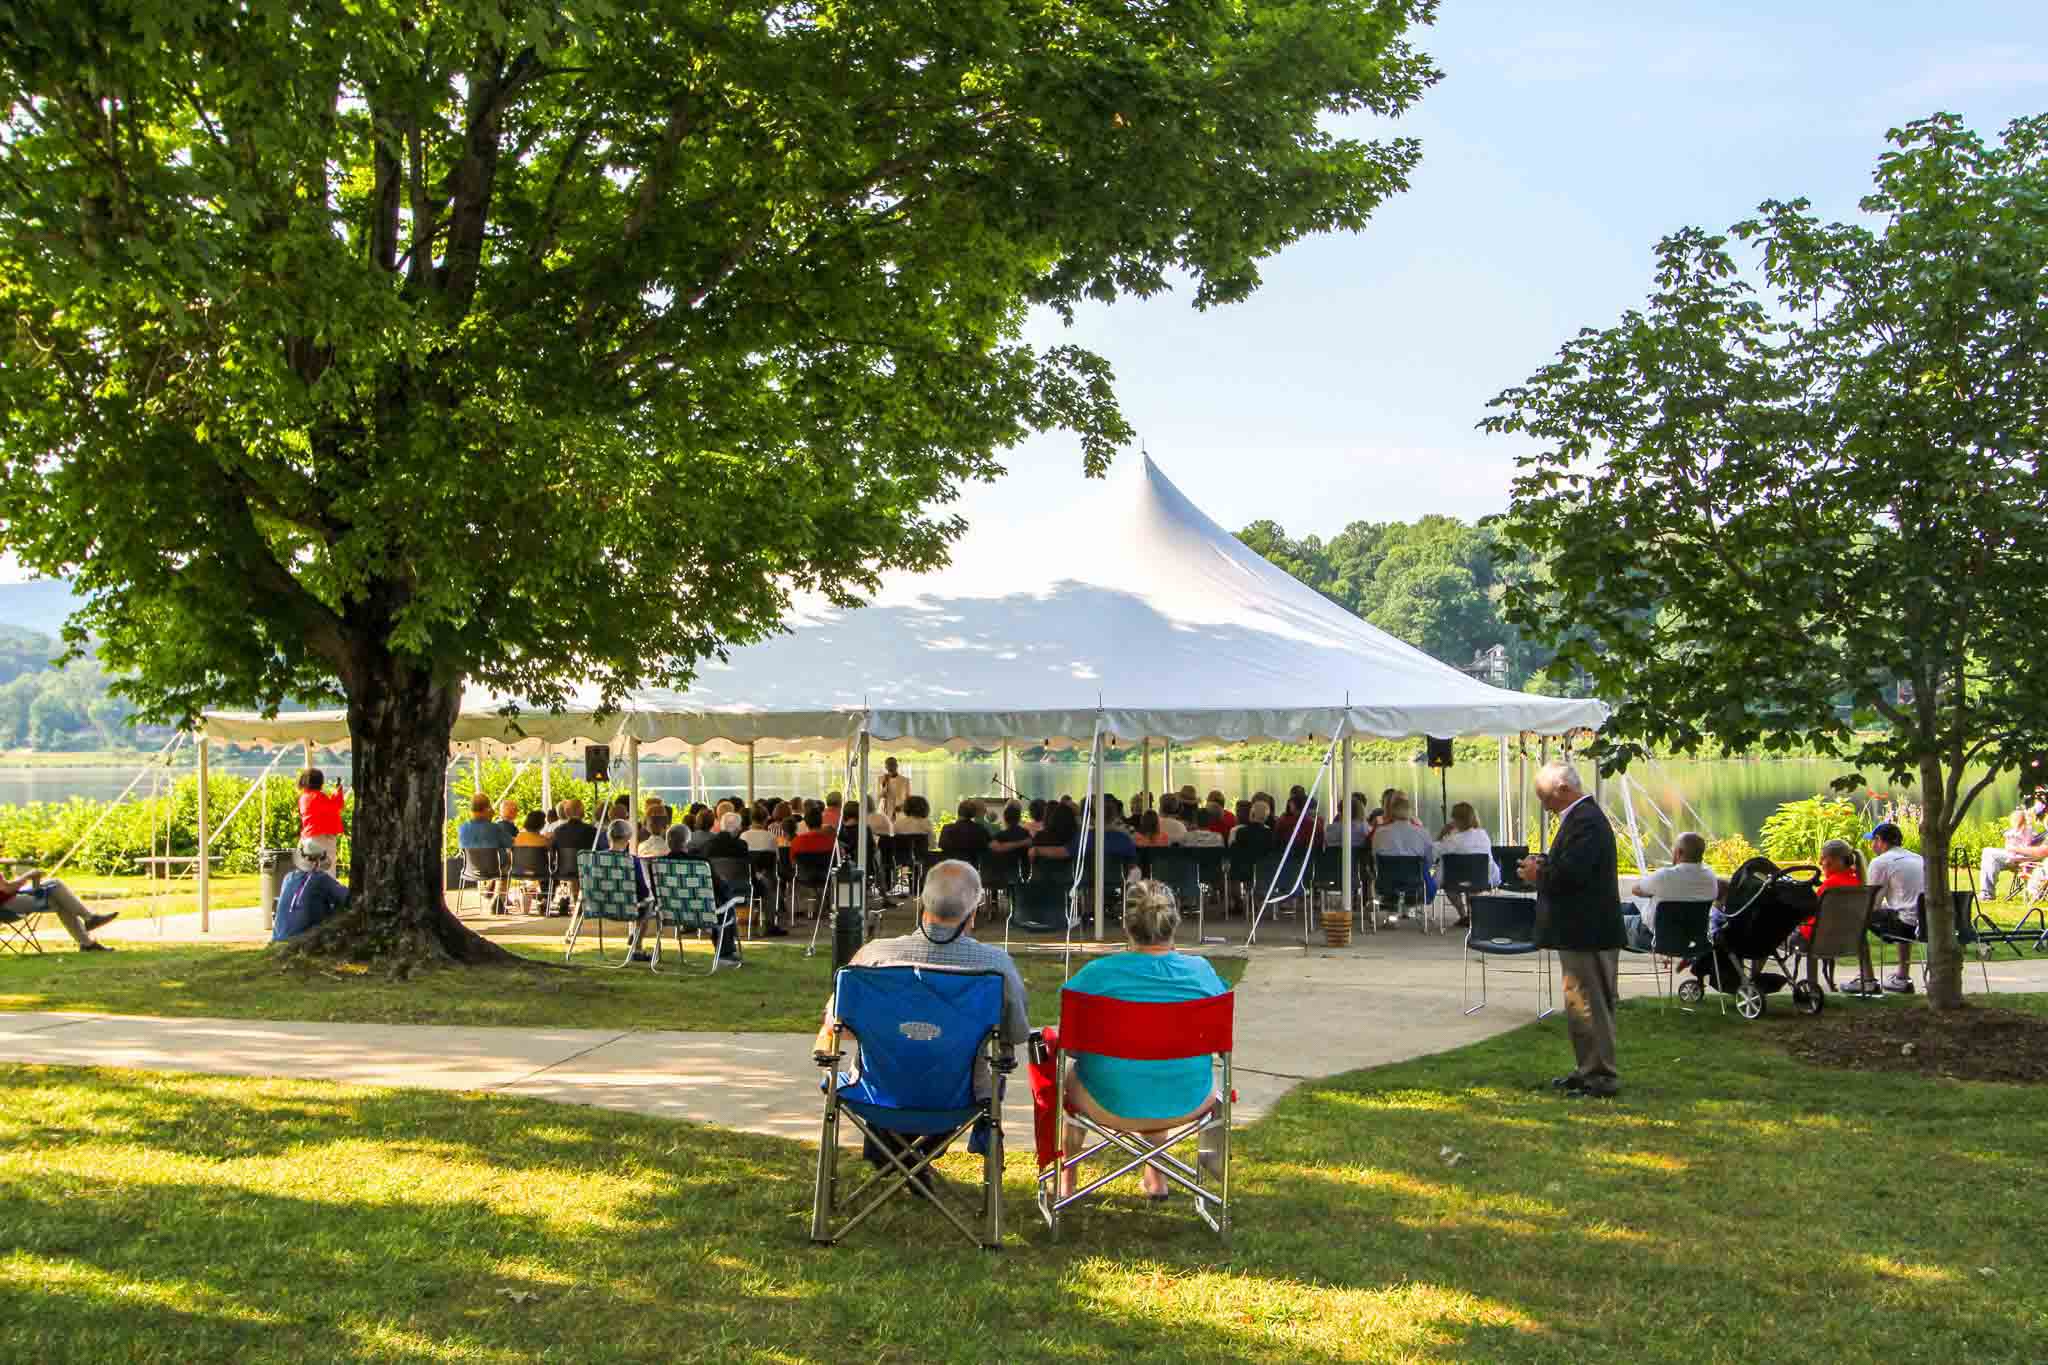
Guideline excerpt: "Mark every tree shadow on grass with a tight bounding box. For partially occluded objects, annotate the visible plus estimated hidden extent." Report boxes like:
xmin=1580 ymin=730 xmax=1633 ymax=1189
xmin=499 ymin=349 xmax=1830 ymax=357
xmin=8 ymin=996 xmax=2048 ymax=1363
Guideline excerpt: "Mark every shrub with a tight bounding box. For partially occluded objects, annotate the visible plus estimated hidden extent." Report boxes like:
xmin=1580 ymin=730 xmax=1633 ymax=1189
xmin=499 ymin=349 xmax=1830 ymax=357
xmin=1703 ymin=834 xmax=1762 ymax=876
xmin=1758 ymin=797 xmax=1862 ymax=866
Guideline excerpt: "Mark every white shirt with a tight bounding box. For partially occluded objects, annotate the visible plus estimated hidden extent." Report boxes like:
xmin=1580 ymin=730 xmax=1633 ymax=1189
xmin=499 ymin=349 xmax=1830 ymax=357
xmin=1433 ymin=827 xmax=1499 ymax=886
xmin=1867 ymin=846 xmax=1925 ymax=920
xmin=894 ymin=816 xmax=932 ymax=837
xmin=635 ymin=834 xmax=670 ymax=859
xmin=1159 ymin=816 xmax=1189 ymax=844
xmin=878 ymin=772 xmax=910 ymax=817
xmin=740 ymin=827 xmax=778 ymax=853
xmin=1631 ymin=861 xmax=1720 ymax=933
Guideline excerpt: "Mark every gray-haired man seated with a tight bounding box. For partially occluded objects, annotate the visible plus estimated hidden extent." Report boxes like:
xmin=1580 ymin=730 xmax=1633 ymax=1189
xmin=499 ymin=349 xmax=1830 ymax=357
xmin=819 ymin=860 xmax=1031 ymax=1179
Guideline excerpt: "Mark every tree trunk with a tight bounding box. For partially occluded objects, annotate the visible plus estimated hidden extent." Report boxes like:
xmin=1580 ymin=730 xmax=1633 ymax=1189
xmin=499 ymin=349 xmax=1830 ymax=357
xmin=1919 ymin=754 xmax=1965 ymax=1010
xmin=278 ymin=649 xmax=519 ymax=968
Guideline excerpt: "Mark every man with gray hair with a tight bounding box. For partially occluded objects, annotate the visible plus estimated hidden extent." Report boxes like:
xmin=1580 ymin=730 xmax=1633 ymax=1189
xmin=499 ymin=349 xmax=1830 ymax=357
xmin=1624 ymin=832 xmax=1719 ymax=952
xmin=824 ymin=859 xmax=1031 ymax=1178
xmin=1517 ymin=761 xmax=1625 ymax=1099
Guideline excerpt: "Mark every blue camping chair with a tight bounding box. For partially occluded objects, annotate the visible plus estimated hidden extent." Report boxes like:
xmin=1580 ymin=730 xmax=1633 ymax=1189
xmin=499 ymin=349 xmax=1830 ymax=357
xmin=811 ymin=965 xmax=1010 ymax=1250
xmin=646 ymin=856 xmax=745 ymax=975
xmin=567 ymin=850 xmax=654 ymax=970
xmin=1462 ymin=893 xmax=1553 ymax=1018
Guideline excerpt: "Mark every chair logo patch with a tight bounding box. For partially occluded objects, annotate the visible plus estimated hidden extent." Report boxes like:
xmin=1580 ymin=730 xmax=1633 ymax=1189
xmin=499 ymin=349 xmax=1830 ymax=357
xmin=898 ymin=1020 xmax=941 ymax=1041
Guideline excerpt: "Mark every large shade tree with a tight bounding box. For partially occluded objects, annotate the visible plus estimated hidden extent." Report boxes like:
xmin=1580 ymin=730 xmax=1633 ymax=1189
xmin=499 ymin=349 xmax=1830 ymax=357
xmin=1485 ymin=114 xmax=2048 ymax=1009
xmin=0 ymin=0 xmax=1439 ymax=961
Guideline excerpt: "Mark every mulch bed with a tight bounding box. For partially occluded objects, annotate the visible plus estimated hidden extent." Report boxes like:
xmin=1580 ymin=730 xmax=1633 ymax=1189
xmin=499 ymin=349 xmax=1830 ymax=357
xmin=1771 ymin=1002 xmax=2048 ymax=1084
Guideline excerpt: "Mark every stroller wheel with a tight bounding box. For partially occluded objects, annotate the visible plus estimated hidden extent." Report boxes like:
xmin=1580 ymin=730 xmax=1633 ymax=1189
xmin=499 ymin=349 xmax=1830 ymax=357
xmin=1791 ymin=980 xmax=1823 ymax=1016
xmin=1676 ymin=978 xmax=1704 ymax=1005
xmin=1737 ymin=981 xmax=1766 ymax=1020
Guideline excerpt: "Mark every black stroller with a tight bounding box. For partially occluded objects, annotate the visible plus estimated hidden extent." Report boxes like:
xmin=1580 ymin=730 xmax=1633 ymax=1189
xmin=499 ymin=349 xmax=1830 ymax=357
xmin=1683 ymin=856 xmax=1822 ymax=1019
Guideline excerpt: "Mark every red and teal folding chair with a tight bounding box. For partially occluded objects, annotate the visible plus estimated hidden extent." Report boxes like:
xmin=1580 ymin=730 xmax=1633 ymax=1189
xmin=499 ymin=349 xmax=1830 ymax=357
xmin=1034 ymin=989 xmax=1235 ymax=1243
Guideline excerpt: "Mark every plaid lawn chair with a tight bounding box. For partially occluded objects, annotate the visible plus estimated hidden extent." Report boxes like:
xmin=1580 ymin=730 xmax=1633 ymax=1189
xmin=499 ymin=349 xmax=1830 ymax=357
xmin=646 ymin=856 xmax=744 ymax=975
xmin=811 ymin=965 xmax=1010 ymax=1250
xmin=566 ymin=850 xmax=654 ymax=970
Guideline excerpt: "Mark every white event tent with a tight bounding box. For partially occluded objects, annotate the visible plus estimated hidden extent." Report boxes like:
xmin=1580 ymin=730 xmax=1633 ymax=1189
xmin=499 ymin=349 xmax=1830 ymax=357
xmin=199 ymin=456 xmax=1606 ymax=934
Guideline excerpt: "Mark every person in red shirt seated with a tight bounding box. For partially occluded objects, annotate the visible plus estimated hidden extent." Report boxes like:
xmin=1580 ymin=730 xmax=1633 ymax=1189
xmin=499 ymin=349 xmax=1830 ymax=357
xmin=789 ymin=807 xmax=837 ymax=858
xmin=296 ymin=768 xmax=346 ymax=871
xmin=1800 ymin=838 xmax=1864 ymax=944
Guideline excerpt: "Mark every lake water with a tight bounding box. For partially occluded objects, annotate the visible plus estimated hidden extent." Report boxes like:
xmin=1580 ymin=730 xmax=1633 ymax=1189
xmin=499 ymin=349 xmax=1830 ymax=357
xmin=2 ymin=753 xmax=2019 ymax=849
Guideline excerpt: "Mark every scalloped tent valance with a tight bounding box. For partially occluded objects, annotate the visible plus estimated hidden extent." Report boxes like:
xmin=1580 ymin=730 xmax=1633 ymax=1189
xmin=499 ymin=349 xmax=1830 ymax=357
xmin=202 ymin=456 xmax=1606 ymax=752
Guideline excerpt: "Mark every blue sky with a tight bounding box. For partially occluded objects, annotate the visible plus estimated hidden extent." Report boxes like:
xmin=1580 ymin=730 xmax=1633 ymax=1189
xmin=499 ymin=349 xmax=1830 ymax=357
xmin=974 ymin=0 xmax=2048 ymax=544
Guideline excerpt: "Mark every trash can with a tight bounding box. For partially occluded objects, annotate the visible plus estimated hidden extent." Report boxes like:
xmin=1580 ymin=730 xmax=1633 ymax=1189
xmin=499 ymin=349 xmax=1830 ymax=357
xmin=259 ymin=848 xmax=287 ymax=933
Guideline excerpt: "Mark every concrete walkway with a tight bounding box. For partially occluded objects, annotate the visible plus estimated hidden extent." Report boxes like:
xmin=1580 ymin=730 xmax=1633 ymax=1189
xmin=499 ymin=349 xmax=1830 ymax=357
xmin=13 ymin=918 xmax=2048 ymax=1144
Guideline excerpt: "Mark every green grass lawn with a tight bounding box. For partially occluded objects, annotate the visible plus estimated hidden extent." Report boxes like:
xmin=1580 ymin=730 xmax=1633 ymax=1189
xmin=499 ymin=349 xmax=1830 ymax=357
xmin=0 ymin=939 xmax=1245 ymax=1032
xmin=4 ymin=998 xmax=2046 ymax=1363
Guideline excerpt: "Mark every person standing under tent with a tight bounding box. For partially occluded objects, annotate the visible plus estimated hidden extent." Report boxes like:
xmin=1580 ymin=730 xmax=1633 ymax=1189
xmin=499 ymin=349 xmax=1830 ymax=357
xmin=877 ymin=756 xmax=911 ymax=824
xmin=296 ymin=768 xmax=346 ymax=872
xmin=1518 ymin=762 xmax=1625 ymax=1100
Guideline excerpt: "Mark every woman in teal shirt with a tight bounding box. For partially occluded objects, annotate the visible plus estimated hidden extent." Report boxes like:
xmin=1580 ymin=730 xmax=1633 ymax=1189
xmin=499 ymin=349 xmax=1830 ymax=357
xmin=1061 ymin=880 xmax=1228 ymax=1199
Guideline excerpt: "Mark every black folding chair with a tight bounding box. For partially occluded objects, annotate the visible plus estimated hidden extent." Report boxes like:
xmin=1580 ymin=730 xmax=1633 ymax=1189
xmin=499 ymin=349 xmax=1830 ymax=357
xmin=1373 ymin=853 xmax=1429 ymax=927
xmin=458 ymin=847 xmax=509 ymax=914
xmin=1148 ymin=848 xmax=1208 ymax=941
xmin=1463 ymin=893 xmax=1552 ymax=1017
xmin=506 ymin=845 xmax=551 ymax=914
xmin=1492 ymin=844 xmax=1531 ymax=893
xmin=888 ymin=833 xmax=930 ymax=900
xmin=792 ymin=851 xmax=833 ymax=923
xmin=1651 ymin=899 xmax=1719 ymax=1013
xmin=1873 ymin=890 xmax=1992 ymax=995
xmin=1008 ymin=857 xmax=1073 ymax=941
xmin=1438 ymin=852 xmax=1494 ymax=927
xmin=749 ymin=849 xmax=783 ymax=935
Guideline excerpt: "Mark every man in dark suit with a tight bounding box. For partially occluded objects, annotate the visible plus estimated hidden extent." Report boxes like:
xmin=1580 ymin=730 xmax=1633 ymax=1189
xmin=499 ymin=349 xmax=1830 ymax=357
xmin=1519 ymin=762 xmax=1625 ymax=1099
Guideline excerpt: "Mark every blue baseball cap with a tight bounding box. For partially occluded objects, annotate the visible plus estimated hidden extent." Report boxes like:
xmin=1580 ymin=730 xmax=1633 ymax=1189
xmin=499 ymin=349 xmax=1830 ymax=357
xmin=1865 ymin=822 xmax=1903 ymax=845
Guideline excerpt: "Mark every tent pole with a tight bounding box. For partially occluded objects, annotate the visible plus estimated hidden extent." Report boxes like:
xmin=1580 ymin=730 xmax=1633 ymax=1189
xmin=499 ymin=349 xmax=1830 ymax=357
xmin=629 ymin=736 xmax=641 ymax=842
xmin=1340 ymin=733 xmax=1353 ymax=932
xmin=746 ymin=741 xmax=756 ymax=806
xmin=1141 ymin=738 xmax=1151 ymax=809
xmin=473 ymin=741 xmax=483 ymax=795
xmin=1000 ymin=739 xmax=1011 ymax=798
xmin=1498 ymin=737 xmax=1510 ymax=843
xmin=1537 ymin=736 xmax=1550 ymax=852
xmin=540 ymin=743 xmax=552 ymax=816
xmin=304 ymin=739 xmax=313 ymax=778
xmin=1163 ymin=738 xmax=1173 ymax=797
xmin=1518 ymin=735 xmax=1530 ymax=847
xmin=856 ymin=730 xmax=871 ymax=939
xmin=1093 ymin=726 xmax=1107 ymax=943
xmin=197 ymin=733 xmax=211 ymax=934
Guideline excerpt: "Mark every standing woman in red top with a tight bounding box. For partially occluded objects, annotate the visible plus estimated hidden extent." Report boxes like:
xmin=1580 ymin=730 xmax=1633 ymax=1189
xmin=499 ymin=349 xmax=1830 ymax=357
xmin=296 ymin=769 xmax=347 ymax=872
